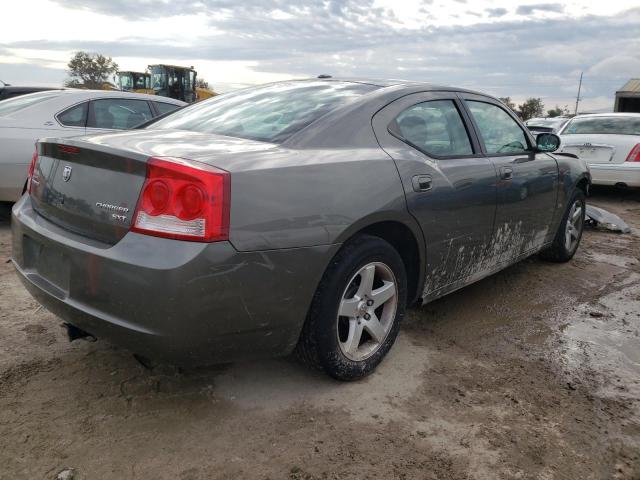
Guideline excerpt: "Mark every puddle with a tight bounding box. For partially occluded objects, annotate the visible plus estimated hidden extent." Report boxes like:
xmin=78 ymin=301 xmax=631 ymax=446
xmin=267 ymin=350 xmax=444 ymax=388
xmin=559 ymin=280 xmax=640 ymax=410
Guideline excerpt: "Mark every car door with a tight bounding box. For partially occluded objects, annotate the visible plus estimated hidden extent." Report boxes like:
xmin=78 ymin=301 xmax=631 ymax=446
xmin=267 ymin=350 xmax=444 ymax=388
xmin=372 ymin=92 xmax=498 ymax=299
xmin=460 ymin=93 xmax=558 ymax=262
xmin=86 ymin=98 xmax=155 ymax=133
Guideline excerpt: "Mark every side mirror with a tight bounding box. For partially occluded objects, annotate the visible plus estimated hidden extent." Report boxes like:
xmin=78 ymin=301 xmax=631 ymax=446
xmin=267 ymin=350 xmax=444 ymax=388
xmin=536 ymin=132 xmax=561 ymax=152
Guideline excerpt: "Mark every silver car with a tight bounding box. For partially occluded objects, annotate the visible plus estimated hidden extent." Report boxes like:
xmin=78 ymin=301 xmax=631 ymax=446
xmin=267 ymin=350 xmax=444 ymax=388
xmin=11 ymin=79 xmax=590 ymax=380
xmin=0 ymin=90 xmax=185 ymax=202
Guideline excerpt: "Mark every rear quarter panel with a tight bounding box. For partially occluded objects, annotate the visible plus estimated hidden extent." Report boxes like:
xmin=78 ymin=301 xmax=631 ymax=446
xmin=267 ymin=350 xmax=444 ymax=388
xmin=228 ymin=147 xmax=409 ymax=251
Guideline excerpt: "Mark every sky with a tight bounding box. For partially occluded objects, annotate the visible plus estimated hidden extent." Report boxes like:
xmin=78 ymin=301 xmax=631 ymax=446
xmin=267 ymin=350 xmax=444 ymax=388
xmin=1 ymin=0 xmax=639 ymax=113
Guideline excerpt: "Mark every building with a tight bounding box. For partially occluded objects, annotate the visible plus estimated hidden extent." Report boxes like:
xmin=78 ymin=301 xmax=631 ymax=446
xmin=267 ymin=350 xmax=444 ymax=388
xmin=614 ymin=79 xmax=640 ymax=113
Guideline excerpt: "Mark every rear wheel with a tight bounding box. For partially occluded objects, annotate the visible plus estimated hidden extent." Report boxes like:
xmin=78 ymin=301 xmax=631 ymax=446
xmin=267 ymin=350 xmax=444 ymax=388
xmin=296 ymin=235 xmax=407 ymax=381
xmin=540 ymin=189 xmax=586 ymax=262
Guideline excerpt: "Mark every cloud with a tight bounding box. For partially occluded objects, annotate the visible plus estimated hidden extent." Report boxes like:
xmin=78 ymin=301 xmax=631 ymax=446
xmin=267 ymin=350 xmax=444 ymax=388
xmin=5 ymin=2 xmax=640 ymax=111
xmin=486 ymin=7 xmax=508 ymax=17
xmin=0 ymin=62 xmax=67 ymax=86
xmin=588 ymin=54 xmax=640 ymax=79
xmin=516 ymin=3 xmax=564 ymax=15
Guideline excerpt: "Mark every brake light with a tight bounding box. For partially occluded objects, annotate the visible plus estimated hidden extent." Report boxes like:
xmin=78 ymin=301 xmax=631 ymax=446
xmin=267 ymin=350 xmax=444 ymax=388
xmin=625 ymin=144 xmax=640 ymax=162
xmin=131 ymin=157 xmax=230 ymax=242
xmin=58 ymin=144 xmax=80 ymax=154
xmin=27 ymin=147 xmax=38 ymax=193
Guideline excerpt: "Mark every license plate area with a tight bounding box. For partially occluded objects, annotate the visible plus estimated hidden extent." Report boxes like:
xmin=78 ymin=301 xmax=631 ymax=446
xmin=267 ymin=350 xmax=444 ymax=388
xmin=23 ymin=235 xmax=70 ymax=295
xmin=562 ymin=145 xmax=614 ymax=163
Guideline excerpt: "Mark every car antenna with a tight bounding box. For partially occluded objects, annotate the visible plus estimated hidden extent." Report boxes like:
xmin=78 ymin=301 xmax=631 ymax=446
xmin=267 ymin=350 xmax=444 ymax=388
xmin=317 ymin=74 xmax=332 ymax=79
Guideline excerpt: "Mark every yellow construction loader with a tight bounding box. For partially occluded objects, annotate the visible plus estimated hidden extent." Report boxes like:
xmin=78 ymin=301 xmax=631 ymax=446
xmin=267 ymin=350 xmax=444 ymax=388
xmin=115 ymin=71 xmax=153 ymax=95
xmin=148 ymin=64 xmax=216 ymax=102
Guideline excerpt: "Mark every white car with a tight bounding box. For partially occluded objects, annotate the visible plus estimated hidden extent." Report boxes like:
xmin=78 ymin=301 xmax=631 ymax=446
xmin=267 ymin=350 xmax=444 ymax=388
xmin=0 ymin=90 xmax=185 ymax=202
xmin=558 ymin=113 xmax=640 ymax=187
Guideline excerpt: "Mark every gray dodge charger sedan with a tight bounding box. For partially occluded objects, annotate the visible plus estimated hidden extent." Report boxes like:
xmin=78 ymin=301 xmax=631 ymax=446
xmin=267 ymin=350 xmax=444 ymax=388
xmin=11 ymin=79 xmax=590 ymax=380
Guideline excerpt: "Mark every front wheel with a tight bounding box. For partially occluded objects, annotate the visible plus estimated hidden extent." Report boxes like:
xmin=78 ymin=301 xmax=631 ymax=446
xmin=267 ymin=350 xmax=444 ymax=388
xmin=540 ymin=189 xmax=586 ymax=262
xmin=296 ymin=235 xmax=407 ymax=381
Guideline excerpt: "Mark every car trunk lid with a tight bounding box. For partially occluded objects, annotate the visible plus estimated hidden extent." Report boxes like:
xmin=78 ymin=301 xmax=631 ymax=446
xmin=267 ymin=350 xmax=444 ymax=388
xmin=30 ymin=131 xmax=278 ymax=244
xmin=560 ymin=134 xmax=640 ymax=164
xmin=30 ymin=141 xmax=147 ymax=244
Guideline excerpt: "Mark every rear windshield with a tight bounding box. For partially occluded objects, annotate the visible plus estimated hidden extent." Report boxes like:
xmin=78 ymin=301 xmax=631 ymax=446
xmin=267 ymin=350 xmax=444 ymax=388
xmin=148 ymin=81 xmax=377 ymax=143
xmin=527 ymin=118 xmax=566 ymax=128
xmin=562 ymin=116 xmax=640 ymax=135
xmin=0 ymin=91 xmax=61 ymax=117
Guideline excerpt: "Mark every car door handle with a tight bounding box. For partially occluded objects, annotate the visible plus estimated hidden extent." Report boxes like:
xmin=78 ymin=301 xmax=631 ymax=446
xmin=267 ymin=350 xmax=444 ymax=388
xmin=500 ymin=166 xmax=513 ymax=180
xmin=412 ymin=175 xmax=432 ymax=192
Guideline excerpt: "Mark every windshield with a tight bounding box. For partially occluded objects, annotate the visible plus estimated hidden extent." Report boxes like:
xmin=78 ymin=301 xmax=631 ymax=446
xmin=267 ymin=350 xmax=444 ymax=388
xmin=526 ymin=117 xmax=567 ymax=128
xmin=150 ymin=66 xmax=166 ymax=91
xmin=134 ymin=74 xmax=149 ymax=90
xmin=562 ymin=116 xmax=640 ymax=135
xmin=0 ymin=90 xmax=61 ymax=117
xmin=119 ymin=73 xmax=133 ymax=90
xmin=149 ymin=81 xmax=377 ymax=143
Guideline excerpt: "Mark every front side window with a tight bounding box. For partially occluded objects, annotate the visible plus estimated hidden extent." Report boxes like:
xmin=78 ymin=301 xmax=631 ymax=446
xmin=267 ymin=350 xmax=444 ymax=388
xmin=57 ymin=102 xmax=87 ymax=127
xmin=89 ymin=99 xmax=153 ymax=129
xmin=149 ymin=81 xmax=377 ymax=143
xmin=467 ymin=101 xmax=529 ymax=154
xmin=390 ymin=100 xmax=473 ymax=157
xmin=562 ymin=116 xmax=640 ymax=136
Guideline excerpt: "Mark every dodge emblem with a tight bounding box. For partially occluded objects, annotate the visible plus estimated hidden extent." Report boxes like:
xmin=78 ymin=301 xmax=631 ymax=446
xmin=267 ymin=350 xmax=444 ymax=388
xmin=62 ymin=165 xmax=72 ymax=182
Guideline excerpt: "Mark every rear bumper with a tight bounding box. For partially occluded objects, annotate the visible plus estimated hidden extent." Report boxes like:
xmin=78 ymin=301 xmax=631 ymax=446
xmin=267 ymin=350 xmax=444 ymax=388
xmin=588 ymin=163 xmax=640 ymax=187
xmin=12 ymin=196 xmax=338 ymax=364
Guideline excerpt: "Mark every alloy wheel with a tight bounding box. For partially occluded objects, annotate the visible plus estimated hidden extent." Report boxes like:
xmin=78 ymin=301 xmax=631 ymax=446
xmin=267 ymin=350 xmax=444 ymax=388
xmin=336 ymin=262 xmax=398 ymax=361
xmin=565 ymin=200 xmax=583 ymax=252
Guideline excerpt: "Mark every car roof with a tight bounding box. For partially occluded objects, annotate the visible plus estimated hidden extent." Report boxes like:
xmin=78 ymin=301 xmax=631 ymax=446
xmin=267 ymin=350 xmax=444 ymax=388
xmin=266 ymin=77 xmax=501 ymax=104
xmin=572 ymin=112 xmax=640 ymax=118
xmin=48 ymin=89 xmax=186 ymax=105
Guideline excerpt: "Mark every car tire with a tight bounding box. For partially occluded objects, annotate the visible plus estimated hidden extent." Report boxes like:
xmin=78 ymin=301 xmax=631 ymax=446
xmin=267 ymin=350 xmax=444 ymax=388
xmin=539 ymin=189 xmax=586 ymax=262
xmin=296 ymin=234 xmax=407 ymax=381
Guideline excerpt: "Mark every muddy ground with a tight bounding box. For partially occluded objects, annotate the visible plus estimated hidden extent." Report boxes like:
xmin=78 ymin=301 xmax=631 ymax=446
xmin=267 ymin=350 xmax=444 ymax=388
xmin=1 ymin=187 xmax=639 ymax=480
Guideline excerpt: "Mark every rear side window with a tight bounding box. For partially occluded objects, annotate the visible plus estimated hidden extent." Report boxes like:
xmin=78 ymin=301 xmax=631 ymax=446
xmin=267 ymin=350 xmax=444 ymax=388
xmin=149 ymin=81 xmax=377 ymax=143
xmin=0 ymin=91 xmax=61 ymax=117
xmin=562 ymin=117 xmax=640 ymax=135
xmin=390 ymin=100 xmax=473 ymax=157
xmin=57 ymin=102 xmax=88 ymax=127
xmin=89 ymin=98 xmax=154 ymax=129
xmin=154 ymin=102 xmax=181 ymax=115
xmin=467 ymin=101 xmax=529 ymax=154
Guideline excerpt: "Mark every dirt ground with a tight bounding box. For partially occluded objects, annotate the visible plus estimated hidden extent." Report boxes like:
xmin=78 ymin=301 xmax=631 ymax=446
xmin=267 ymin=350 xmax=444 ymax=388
xmin=1 ymin=187 xmax=639 ymax=480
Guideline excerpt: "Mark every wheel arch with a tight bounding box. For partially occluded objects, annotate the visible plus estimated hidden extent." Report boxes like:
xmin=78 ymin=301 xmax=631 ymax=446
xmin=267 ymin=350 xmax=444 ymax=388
xmin=575 ymin=172 xmax=590 ymax=196
xmin=333 ymin=211 xmax=426 ymax=306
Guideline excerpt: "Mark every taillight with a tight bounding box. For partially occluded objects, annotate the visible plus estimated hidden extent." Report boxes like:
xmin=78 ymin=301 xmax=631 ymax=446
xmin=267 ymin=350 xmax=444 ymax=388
xmin=131 ymin=157 xmax=230 ymax=242
xmin=625 ymin=144 xmax=640 ymax=162
xmin=27 ymin=147 xmax=38 ymax=193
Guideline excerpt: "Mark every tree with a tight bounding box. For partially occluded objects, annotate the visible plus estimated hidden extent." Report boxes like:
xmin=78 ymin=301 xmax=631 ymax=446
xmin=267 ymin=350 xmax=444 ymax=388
xmin=498 ymin=97 xmax=516 ymax=112
xmin=517 ymin=98 xmax=544 ymax=121
xmin=66 ymin=51 xmax=118 ymax=89
xmin=196 ymin=78 xmax=209 ymax=89
xmin=546 ymin=105 xmax=570 ymax=117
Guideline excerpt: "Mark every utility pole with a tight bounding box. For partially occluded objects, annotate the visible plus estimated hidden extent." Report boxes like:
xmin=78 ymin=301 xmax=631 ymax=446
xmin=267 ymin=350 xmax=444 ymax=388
xmin=574 ymin=72 xmax=583 ymax=115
